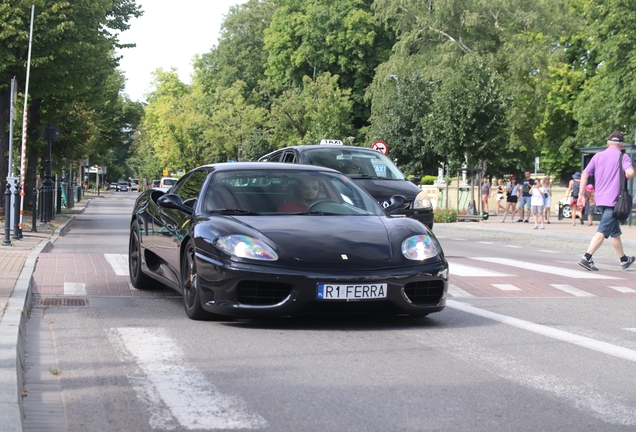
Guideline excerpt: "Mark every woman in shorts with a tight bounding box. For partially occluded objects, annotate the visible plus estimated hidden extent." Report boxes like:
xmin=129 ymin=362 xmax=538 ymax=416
xmin=541 ymin=177 xmax=552 ymax=223
xmin=495 ymin=178 xmax=506 ymax=215
xmin=500 ymin=176 xmax=520 ymax=222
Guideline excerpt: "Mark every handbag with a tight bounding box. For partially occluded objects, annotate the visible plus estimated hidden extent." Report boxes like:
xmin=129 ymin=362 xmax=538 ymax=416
xmin=614 ymin=153 xmax=633 ymax=222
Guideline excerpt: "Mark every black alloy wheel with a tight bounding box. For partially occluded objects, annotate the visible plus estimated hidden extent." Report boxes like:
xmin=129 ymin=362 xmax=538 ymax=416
xmin=181 ymin=240 xmax=215 ymax=320
xmin=129 ymin=220 xmax=152 ymax=289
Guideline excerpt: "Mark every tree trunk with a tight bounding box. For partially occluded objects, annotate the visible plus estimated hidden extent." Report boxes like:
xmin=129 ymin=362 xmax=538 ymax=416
xmin=24 ymin=100 xmax=42 ymax=211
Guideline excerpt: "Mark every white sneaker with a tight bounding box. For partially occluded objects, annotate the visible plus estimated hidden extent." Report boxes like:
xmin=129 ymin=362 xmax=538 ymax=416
xmin=533 ymin=224 xmax=538 ymax=229
xmin=540 ymin=225 xmax=545 ymax=229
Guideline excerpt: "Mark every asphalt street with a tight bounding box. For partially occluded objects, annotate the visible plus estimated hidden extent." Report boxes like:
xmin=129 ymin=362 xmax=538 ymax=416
xmin=21 ymin=193 xmax=636 ymax=431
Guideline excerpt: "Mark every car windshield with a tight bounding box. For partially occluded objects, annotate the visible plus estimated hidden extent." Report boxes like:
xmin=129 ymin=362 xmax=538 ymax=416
xmin=202 ymin=170 xmax=385 ymax=216
xmin=299 ymin=148 xmax=406 ymax=180
xmin=163 ymin=178 xmax=177 ymax=186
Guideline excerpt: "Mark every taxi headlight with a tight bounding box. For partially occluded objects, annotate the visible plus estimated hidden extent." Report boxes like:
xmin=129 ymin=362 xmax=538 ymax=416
xmin=401 ymin=235 xmax=438 ymax=260
xmin=215 ymin=235 xmax=278 ymax=261
xmin=413 ymin=190 xmax=432 ymax=209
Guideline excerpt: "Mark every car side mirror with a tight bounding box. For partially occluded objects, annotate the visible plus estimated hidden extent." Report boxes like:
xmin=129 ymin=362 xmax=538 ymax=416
xmin=384 ymin=195 xmax=408 ymax=213
xmin=158 ymin=194 xmax=192 ymax=215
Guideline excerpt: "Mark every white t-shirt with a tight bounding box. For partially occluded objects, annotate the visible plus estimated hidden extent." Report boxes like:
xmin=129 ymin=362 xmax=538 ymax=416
xmin=531 ymin=187 xmax=544 ymax=206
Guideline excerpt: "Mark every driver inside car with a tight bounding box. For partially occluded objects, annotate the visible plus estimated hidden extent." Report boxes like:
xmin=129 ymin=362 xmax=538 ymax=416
xmin=278 ymin=178 xmax=322 ymax=212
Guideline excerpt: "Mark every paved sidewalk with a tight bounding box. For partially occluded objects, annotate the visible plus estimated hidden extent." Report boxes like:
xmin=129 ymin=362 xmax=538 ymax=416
xmin=0 ymin=198 xmax=89 ymax=432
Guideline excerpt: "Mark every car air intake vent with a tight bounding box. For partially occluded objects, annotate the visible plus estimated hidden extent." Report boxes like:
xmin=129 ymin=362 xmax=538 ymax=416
xmin=237 ymin=281 xmax=293 ymax=305
xmin=404 ymin=280 xmax=444 ymax=305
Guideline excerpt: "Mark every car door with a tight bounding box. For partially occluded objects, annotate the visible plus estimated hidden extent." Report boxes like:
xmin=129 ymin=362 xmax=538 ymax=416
xmin=153 ymin=169 xmax=209 ymax=287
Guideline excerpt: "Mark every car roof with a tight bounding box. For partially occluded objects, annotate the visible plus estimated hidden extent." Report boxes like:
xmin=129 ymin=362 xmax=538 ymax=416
xmin=281 ymin=144 xmax=375 ymax=152
xmin=195 ymin=161 xmax=341 ymax=174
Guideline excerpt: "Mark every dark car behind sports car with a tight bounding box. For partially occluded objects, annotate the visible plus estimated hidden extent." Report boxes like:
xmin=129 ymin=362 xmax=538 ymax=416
xmin=129 ymin=163 xmax=448 ymax=320
xmin=258 ymin=144 xmax=435 ymax=229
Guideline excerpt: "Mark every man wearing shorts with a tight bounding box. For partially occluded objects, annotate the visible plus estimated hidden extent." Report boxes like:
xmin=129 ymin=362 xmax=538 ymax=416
xmin=516 ymin=171 xmax=534 ymax=223
xmin=578 ymin=131 xmax=634 ymax=271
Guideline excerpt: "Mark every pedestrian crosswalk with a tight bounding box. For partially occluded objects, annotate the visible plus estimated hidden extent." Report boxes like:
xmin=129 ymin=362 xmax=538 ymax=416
xmin=32 ymin=253 xmax=636 ymax=300
xmin=447 ymin=256 xmax=635 ymax=298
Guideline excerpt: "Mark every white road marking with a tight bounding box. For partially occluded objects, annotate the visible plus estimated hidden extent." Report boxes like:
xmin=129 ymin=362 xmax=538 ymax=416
xmin=105 ymin=253 xmax=129 ymax=276
xmin=447 ymin=300 xmax=636 ymax=363
xmin=63 ymin=282 xmax=86 ymax=296
xmin=108 ymin=327 xmax=268 ymax=430
xmin=447 ymin=284 xmax=474 ymax=298
xmin=550 ymin=284 xmax=596 ymax=297
xmin=623 ymin=328 xmax=636 ymax=333
xmin=608 ymin=286 xmax=636 ymax=294
xmin=451 ymin=238 xmax=467 ymax=241
xmin=412 ymin=327 xmax=636 ymax=426
xmin=477 ymin=241 xmax=494 ymax=244
xmin=503 ymin=245 xmax=522 ymax=248
xmin=492 ymin=284 xmax=521 ymax=291
xmin=537 ymin=249 xmax=559 ymax=254
xmin=450 ymin=262 xmax=513 ymax=277
xmin=469 ymin=257 xmax=621 ymax=280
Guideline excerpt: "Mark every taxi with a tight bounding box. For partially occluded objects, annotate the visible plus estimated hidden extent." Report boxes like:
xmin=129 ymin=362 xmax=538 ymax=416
xmin=258 ymin=140 xmax=434 ymax=229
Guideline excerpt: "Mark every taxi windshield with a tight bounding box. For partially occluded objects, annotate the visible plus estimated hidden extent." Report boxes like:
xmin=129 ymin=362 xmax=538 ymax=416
xmin=299 ymin=148 xmax=406 ymax=180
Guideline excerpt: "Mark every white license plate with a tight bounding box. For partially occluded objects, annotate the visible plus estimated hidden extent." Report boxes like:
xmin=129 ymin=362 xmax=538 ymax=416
xmin=317 ymin=283 xmax=387 ymax=300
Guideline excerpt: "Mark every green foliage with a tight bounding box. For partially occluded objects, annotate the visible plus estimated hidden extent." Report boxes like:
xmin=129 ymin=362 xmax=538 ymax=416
xmin=420 ymin=175 xmax=437 ymax=185
xmin=434 ymin=209 xmax=457 ymax=223
xmin=265 ymin=0 xmax=393 ymax=125
xmin=425 ymin=55 xmax=508 ymax=169
xmin=267 ymin=73 xmax=353 ymax=146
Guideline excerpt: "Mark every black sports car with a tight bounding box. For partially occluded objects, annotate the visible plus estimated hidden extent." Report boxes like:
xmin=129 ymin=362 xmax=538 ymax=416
xmin=129 ymin=162 xmax=448 ymax=320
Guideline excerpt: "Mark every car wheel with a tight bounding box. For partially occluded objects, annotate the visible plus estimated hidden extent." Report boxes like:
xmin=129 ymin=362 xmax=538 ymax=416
xmin=562 ymin=204 xmax=572 ymax=218
xmin=129 ymin=220 xmax=152 ymax=289
xmin=181 ymin=240 xmax=216 ymax=320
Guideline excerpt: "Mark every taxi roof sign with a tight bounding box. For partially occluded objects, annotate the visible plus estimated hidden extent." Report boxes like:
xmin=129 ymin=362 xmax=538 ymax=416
xmin=320 ymin=139 xmax=343 ymax=145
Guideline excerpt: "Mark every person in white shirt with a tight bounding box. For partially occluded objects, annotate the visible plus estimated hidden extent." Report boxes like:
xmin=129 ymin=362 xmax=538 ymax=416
xmin=530 ymin=179 xmax=545 ymax=229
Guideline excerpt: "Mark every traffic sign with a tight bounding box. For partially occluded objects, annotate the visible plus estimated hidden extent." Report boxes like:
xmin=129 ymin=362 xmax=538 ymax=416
xmin=372 ymin=140 xmax=388 ymax=155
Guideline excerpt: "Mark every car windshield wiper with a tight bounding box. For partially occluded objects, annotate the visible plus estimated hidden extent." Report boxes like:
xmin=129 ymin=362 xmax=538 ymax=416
xmin=352 ymin=174 xmax=380 ymax=179
xmin=208 ymin=209 xmax=260 ymax=215
xmin=297 ymin=211 xmax=340 ymax=216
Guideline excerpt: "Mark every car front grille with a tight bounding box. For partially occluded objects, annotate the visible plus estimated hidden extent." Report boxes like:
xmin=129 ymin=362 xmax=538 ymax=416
xmin=237 ymin=281 xmax=293 ymax=305
xmin=403 ymin=280 xmax=445 ymax=305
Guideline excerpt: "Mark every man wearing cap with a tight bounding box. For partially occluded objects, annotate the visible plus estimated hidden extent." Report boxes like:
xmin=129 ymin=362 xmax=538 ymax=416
xmin=577 ymin=131 xmax=635 ymax=271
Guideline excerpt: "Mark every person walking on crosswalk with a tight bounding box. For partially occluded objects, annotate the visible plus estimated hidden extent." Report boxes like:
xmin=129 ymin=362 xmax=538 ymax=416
xmin=578 ymin=131 xmax=635 ymax=271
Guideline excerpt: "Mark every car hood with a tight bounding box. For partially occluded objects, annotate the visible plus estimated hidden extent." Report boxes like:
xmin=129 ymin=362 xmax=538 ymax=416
xmin=237 ymin=216 xmax=393 ymax=262
xmin=352 ymin=178 xmax=420 ymax=205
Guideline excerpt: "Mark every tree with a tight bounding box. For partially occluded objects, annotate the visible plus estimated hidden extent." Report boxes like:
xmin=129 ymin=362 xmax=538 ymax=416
xmin=265 ymin=0 xmax=392 ymax=128
xmin=267 ymin=73 xmax=353 ymax=146
xmin=0 ymin=0 xmax=141 ymax=208
xmin=424 ymin=55 xmax=508 ymax=170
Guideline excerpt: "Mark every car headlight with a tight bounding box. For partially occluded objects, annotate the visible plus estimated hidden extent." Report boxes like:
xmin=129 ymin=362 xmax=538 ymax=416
xmin=402 ymin=235 xmax=438 ymax=260
xmin=215 ymin=235 xmax=278 ymax=261
xmin=413 ymin=190 xmax=432 ymax=209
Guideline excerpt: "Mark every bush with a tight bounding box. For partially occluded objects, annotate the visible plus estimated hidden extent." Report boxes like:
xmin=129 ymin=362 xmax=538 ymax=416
xmin=434 ymin=209 xmax=457 ymax=223
xmin=421 ymin=175 xmax=437 ymax=185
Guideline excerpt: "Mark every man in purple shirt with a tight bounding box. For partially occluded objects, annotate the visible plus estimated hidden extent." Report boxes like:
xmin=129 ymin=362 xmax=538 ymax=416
xmin=577 ymin=131 xmax=635 ymax=271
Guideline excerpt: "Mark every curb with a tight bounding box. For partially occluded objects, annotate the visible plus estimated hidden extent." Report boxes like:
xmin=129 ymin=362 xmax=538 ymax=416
xmin=0 ymin=206 xmax=82 ymax=431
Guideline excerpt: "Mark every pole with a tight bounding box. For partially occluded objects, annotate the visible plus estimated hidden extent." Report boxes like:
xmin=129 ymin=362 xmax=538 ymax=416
xmin=18 ymin=4 xmax=35 ymax=232
xmin=3 ymin=183 xmax=11 ymax=246
xmin=8 ymin=77 xmax=17 ymax=177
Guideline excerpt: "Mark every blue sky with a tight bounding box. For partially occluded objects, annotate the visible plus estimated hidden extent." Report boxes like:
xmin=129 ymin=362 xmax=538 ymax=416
xmin=117 ymin=0 xmax=243 ymax=102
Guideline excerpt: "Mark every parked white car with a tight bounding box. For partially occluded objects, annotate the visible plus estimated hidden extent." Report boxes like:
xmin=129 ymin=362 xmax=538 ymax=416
xmin=158 ymin=177 xmax=178 ymax=192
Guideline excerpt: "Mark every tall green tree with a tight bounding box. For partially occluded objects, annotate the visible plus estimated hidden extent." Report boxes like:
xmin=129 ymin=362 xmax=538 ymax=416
xmin=0 ymin=0 xmax=141 ymax=207
xmin=265 ymin=0 xmax=393 ymax=128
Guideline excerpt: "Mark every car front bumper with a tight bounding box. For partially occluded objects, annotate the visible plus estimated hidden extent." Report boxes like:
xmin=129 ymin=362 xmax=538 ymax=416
xmin=195 ymin=253 xmax=448 ymax=318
